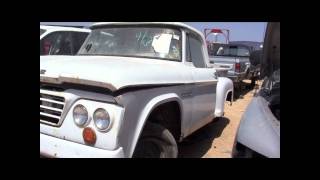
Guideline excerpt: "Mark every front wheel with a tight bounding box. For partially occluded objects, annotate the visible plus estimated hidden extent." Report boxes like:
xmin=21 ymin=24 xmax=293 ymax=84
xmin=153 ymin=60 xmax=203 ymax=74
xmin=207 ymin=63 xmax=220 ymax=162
xmin=133 ymin=122 xmax=178 ymax=158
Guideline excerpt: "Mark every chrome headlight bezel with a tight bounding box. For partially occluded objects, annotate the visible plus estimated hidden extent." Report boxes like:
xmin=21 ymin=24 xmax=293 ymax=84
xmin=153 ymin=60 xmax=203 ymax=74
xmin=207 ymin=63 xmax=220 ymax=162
xmin=93 ymin=108 xmax=112 ymax=132
xmin=73 ymin=104 xmax=89 ymax=127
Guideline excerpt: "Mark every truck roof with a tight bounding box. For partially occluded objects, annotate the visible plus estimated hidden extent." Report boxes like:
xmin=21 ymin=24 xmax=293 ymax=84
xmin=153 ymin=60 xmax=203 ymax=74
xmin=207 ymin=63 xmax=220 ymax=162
xmin=229 ymin=41 xmax=263 ymax=50
xmin=90 ymin=22 xmax=205 ymax=40
xmin=40 ymin=25 xmax=91 ymax=33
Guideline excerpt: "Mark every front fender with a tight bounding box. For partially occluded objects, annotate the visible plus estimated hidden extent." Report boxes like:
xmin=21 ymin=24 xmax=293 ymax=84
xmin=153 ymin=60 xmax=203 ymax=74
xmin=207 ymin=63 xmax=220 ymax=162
xmin=215 ymin=77 xmax=233 ymax=117
xmin=128 ymin=93 xmax=182 ymax=157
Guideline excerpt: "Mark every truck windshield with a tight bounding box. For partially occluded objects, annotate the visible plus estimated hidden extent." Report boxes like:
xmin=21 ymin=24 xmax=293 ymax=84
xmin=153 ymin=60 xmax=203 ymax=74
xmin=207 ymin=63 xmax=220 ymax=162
xmin=40 ymin=29 xmax=46 ymax=36
xmin=78 ymin=26 xmax=182 ymax=61
xmin=210 ymin=44 xmax=250 ymax=57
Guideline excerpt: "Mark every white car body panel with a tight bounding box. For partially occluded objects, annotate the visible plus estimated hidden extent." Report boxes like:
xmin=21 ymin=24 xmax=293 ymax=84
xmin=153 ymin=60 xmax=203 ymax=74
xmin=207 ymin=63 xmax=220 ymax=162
xmin=215 ymin=77 xmax=234 ymax=117
xmin=40 ymin=133 xmax=125 ymax=158
xmin=40 ymin=56 xmax=201 ymax=91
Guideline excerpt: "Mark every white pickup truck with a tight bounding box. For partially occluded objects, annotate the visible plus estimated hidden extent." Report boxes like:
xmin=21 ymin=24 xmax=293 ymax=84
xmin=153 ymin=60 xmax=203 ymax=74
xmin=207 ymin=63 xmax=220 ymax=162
xmin=40 ymin=22 xmax=233 ymax=158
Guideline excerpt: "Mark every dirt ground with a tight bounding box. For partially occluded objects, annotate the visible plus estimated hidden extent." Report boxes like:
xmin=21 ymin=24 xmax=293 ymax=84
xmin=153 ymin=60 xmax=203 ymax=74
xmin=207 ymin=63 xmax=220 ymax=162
xmin=178 ymin=80 xmax=262 ymax=158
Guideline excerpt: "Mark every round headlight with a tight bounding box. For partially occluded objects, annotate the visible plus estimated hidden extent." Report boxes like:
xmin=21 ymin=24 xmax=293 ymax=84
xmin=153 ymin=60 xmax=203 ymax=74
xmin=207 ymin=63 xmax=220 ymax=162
xmin=93 ymin=108 xmax=111 ymax=131
xmin=73 ymin=104 xmax=89 ymax=127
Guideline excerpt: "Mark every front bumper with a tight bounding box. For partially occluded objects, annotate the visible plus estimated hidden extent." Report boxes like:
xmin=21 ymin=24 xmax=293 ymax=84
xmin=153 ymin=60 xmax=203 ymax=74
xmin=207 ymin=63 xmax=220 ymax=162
xmin=40 ymin=133 xmax=125 ymax=158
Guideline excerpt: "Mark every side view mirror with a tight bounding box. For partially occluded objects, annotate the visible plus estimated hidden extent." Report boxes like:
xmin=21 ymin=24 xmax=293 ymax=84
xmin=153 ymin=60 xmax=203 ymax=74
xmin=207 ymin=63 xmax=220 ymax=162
xmin=249 ymin=49 xmax=263 ymax=66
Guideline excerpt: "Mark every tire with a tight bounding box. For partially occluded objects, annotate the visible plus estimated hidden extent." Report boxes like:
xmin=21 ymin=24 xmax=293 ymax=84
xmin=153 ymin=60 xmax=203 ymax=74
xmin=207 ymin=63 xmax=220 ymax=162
xmin=133 ymin=122 xmax=178 ymax=158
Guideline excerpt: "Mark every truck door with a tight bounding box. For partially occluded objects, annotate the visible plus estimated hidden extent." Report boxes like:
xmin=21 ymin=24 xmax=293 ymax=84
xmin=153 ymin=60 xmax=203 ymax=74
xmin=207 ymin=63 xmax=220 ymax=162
xmin=185 ymin=33 xmax=218 ymax=135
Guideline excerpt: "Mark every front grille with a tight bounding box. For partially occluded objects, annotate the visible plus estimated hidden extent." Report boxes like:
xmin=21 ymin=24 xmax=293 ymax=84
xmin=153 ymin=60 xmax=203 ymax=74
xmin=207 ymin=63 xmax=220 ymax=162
xmin=40 ymin=90 xmax=65 ymax=126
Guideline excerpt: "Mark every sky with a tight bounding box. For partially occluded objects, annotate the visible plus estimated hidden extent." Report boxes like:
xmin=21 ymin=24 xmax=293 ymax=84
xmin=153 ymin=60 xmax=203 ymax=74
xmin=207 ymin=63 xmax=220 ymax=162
xmin=40 ymin=22 xmax=267 ymax=42
xmin=186 ymin=22 xmax=267 ymax=42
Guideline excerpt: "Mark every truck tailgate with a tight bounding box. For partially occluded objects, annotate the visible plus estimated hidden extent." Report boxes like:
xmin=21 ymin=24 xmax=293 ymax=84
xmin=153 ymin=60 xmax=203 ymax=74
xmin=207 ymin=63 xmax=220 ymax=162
xmin=210 ymin=56 xmax=249 ymax=75
xmin=210 ymin=56 xmax=236 ymax=72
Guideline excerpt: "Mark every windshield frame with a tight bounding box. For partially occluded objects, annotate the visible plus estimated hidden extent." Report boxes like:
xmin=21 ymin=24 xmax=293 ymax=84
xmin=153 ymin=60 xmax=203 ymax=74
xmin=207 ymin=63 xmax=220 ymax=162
xmin=78 ymin=25 xmax=183 ymax=62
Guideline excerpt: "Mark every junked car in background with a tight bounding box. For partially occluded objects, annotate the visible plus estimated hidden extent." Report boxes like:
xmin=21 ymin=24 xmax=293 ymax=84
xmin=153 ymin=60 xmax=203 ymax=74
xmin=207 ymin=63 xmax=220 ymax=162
xmin=40 ymin=25 xmax=90 ymax=56
xmin=40 ymin=22 xmax=234 ymax=158
xmin=208 ymin=43 xmax=261 ymax=88
xmin=232 ymin=22 xmax=280 ymax=158
xmin=204 ymin=28 xmax=261 ymax=89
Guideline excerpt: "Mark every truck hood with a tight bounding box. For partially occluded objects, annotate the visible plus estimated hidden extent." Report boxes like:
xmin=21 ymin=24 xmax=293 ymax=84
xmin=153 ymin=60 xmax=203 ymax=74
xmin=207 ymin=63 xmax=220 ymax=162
xmin=261 ymin=22 xmax=280 ymax=78
xmin=40 ymin=55 xmax=192 ymax=91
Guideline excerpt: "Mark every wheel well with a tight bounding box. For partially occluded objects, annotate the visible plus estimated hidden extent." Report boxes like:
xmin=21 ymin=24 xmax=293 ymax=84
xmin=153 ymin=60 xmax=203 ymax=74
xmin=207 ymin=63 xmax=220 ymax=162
xmin=146 ymin=101 xmax=181 ymax=141
xmin=226 ymin=91 xmax=233 ymax=102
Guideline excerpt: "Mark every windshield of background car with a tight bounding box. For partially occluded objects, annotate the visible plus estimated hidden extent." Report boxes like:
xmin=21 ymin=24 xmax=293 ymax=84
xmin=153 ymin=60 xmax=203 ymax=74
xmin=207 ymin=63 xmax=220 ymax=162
xmin=40 ymin=29 xmax=46 ymax=36
xmin=211 ymin=44 xmax=250 ymax=57
xmin=78 ymin=26 xmax=182 ymax=61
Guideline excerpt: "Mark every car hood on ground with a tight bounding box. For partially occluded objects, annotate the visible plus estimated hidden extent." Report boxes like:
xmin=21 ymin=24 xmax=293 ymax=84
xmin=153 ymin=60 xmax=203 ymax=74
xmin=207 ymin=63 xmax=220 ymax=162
xmin=40 ymin=55 xmax=195 ymax=91
xmin=237 ymin=96 xmax=280 ymax=158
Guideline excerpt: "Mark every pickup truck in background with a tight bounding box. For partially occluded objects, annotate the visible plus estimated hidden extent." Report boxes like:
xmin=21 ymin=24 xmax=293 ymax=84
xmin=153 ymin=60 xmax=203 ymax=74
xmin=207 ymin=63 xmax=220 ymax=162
xmin=40 ymin=22 xmax=234 ymax=158
xmin=208 ymin=43 xmax=261 ymax=88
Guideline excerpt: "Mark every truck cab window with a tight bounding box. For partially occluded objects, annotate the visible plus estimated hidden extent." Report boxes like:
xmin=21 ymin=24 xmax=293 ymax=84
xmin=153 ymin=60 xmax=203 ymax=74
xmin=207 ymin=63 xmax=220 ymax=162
xmin=236 ymin=47 xmax=250 ymax=56
xmin=187 ymin=33 xmax=206 ymax=68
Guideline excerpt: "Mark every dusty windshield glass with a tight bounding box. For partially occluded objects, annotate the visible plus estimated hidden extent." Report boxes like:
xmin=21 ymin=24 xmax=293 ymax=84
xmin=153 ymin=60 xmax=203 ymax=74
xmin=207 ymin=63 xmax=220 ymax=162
xmin=211 ymin=44 xmax=250 ymax=57
xmin=78 ymin=27 xmax=182 ymax=61
xmin=40 ymin=29 xmax=46 ymax=36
